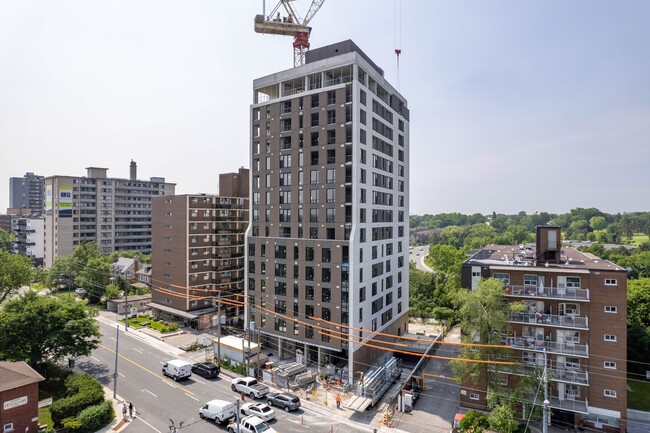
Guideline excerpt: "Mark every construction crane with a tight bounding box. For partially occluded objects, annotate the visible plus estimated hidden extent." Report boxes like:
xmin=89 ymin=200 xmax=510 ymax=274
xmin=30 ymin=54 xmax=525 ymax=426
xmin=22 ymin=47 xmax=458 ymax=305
xmin=254 ymin=0 xmax=325 ymax=68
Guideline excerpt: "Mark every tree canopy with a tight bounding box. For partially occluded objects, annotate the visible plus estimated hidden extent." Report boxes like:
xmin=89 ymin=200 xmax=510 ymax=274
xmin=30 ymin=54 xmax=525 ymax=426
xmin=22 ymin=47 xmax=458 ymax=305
xmin=0 ymin=291 xmax=101 ymax=366
xmin=0 ymin=228 xmax=13 ymax=253
xmin=0 ymin=251 xmax=33 ymax=304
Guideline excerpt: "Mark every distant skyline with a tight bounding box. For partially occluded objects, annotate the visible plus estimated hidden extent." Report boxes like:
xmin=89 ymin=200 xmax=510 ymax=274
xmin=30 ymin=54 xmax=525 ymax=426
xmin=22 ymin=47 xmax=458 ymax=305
xmin=1 ymin=1 xmax=649 ymax=215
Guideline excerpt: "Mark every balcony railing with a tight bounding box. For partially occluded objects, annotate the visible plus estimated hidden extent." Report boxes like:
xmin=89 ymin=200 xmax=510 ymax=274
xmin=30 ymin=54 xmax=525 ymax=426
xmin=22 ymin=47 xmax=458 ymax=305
xmin=509 ymin=312 xmax=588 ymax=329
xmin=505 ymin=285 xmax=589 ymax=301
xmin=552 ymin=369 xmax=588 ymax=385
xmin=503 ymin=336 xmax=589 ymax=357
xmin=549 ymin=396 xmax=588 ymax=414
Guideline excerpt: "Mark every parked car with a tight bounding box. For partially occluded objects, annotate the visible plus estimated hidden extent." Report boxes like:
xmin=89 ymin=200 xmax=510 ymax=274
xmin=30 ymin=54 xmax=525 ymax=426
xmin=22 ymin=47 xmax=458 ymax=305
xmin=231 ymin=377 xmax=269 ymax=399
xmin=162 ymin=359 xmax=192 ymax=381
xmin=192 ymin=362 xmax=220 ymax=378
xmin=240 ymin=402 xmax=275 ymax=422
xmin=266 ymin=392 xmax=300 ymax=412
xmin=75 ymin=287 xmax=86 ymax=294
xmin=199 ymin=399 xmax=235 ymax=424
xmin=227 ymin=415 xmax=276 ymax=433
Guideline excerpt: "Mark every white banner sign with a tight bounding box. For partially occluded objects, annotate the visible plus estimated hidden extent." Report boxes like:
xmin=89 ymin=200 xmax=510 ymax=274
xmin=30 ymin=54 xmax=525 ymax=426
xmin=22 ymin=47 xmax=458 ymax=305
xmin=3 ymin=396 xmax=28 ymax=410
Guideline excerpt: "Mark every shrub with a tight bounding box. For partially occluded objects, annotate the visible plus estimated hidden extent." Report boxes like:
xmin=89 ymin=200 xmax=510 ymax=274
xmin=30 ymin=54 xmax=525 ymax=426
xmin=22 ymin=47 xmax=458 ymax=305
xmin=77 ymin=400 xmax=115 ymax=433
xmin=51 ymin=374 xmax=105 ymax=427
xmin=62 ymin=417 xmax=83 ymax=432
xmin=459 ymin=410 xmax=489 ymax=433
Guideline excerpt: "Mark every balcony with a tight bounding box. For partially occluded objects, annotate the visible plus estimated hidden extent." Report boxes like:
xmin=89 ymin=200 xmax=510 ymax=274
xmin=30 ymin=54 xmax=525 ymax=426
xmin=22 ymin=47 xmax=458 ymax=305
xmin=549 ymin=396 xmax=588 ymax=414
xmin=509 ymin=312 xmax=588 ymax=329
xmin=503 ymin=336 xmax=588 ymax=357
xmin=552 ymin=369 xmax=589 ymax=385
xmin=505 ymin=285 xmax=589 ymax=302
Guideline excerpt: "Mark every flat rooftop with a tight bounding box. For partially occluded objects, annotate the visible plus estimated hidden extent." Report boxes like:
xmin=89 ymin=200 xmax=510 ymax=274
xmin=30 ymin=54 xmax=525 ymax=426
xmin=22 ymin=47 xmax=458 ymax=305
xmin=464 ymin=244 xmax=626 ymax=272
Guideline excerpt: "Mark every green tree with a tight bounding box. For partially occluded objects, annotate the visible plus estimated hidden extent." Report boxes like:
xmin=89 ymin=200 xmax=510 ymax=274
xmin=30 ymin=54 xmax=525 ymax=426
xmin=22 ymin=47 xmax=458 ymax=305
xmin=0 ymin=228 xmax=13 ymax=253
xmin=451 ymin=278 xmax=525 ymax=383
xmin=104 ymin=284 xmax=122 ymax=300
xmin=0 ymin=291 xmax=101 ymax=366
xmin=488 ymin=403 xmax=520 ymax=433
xmin=0 ymin=251 xmax=33 ymax=304
xmin=628 ymin=278 xmax=650 ymax=326
xmin=76 ymin=258 xmax=111 ymax=303
xmin=590 ymin=216 xmax=607 ymax=231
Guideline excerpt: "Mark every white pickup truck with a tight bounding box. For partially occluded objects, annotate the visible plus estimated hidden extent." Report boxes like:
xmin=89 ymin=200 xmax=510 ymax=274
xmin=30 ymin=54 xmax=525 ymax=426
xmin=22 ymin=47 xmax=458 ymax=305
xmin=227 ymin=415 xmax=276 ymax=433
xmin=231 ymin=377 xmax=269 ymax=399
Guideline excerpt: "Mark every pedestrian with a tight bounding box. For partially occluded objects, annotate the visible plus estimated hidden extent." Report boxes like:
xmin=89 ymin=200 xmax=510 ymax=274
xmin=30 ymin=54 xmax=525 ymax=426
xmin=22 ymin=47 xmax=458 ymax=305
xmin=129 ymin=402 xmax=134 ymax=418
xmin=122 ymin=404 xmax=128 ymax=421
xmin=335 ymin=393 xmax=341 ymax=409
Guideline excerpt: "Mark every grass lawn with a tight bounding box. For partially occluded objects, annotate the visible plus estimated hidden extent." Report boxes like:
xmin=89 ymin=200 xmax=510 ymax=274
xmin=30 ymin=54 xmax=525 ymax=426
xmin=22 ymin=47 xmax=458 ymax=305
xmin=119 ymin=316 xmax=177 ymax=332
xmin=631 ymin=234 xmax=649 ymax=246
xmin=628 ymin=378 xmax=650 ymax=411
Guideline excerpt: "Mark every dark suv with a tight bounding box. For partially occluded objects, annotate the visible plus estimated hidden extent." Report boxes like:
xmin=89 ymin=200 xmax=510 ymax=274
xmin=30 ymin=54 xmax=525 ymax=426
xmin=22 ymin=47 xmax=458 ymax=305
xmin=267 ymin=392 xmax=300 ymax=412
xmin=191 ymin=362 xmax=220 ymax=379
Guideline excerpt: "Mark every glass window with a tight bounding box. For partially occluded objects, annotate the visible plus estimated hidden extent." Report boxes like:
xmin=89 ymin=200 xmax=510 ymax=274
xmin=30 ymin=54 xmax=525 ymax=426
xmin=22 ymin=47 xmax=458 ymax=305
xmin=493 ymin=273 xmax=510 ymax=285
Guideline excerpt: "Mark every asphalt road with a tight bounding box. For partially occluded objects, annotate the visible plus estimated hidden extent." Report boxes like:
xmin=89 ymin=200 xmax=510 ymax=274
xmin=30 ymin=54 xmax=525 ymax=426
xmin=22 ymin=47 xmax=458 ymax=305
xmin=77 ymin=320 xmax=370 ymax=433
xmin=408 ymin=245 xmax=433 ymax=272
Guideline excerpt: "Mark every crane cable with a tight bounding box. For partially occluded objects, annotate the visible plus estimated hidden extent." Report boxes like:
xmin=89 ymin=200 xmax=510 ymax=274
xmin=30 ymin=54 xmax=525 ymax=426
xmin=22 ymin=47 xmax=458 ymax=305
xmin=395 ymin=0 xmax=402 ymax=90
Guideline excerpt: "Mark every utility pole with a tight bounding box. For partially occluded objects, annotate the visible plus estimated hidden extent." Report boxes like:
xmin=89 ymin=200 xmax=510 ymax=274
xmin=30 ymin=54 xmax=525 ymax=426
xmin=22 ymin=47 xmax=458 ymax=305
xmin=235 ymin=398 xmax=240 ymax=433
xmin=543 ymin=346 xmax=549 ymax=433
xmin=124 ymin=284 xmax=129 ymax=331
xmin=247 ymin=304 xmax=251 ymax=376
xmin=256 ymin=327 xmax=261 ymax=380
xmin=113 ymin=326 xmax=119 ymax=399
xmin=217 ymin=291 xmax=221 ymax=367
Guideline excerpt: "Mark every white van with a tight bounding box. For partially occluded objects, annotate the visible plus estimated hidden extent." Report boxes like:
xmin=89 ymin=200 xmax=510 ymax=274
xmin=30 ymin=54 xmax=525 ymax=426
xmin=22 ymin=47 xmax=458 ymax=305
xmin=162 ymin=359 xmax=192 ymax=381
xmin=199 ymin=399 xmax=236 ymax=424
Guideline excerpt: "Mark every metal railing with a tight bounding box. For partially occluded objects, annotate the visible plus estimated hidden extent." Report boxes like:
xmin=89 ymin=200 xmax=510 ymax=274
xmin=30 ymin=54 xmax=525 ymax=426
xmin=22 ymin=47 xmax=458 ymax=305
xmin=509 ymin=312 xmax=588 ymax=329
xmin=549 ymin=396 xmax=588 ymax=414
xmin=503 ymin=336 xmax=589 ymax=356
xmin=505 ymin=285 xmax=589 ymax=301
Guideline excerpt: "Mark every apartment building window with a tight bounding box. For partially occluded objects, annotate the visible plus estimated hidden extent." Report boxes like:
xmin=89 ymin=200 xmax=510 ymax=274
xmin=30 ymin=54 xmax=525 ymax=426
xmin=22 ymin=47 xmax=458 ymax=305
xmin=322 ymin=268 xmax=331 ymax=283
xmin=322 ymin=307 xmax=331 ymax=321
xmin=310 ymin=170 xmax=319 ymax=184
xmin=310 ymin=209 xmax=319 ymax=223
xmin=565 ymin=384 xmax=580 ymax=398
xmin=605 ymin=279 xmax=617 ymax=286
xmin=274 ymin=318 xmax=287 ymax=333
xmin=322 ymin=248 xmax=331 ymax=263
xmin=604 ymin=334 xmax=617 ymax=342
xmin=327 ymin=90 xmax=336 ymax=105
xmin=360 ymin=228 xmax=366 ymax=243
xmin=279 ymin=173 xmax=291 ymax=186
xmin=559 ymin=303 xmax=580 ymax=316
xmin=326 ymin=169 xmax=336 ymax=184
xmin=604 ymin=361 xmax=616 ymax=369
xmin=164 ymin=212 xmax=172 ymax=216
xmin=604 ymin=389 xmax=617 ymax=398
xmin=360 ymin=128 xmax=366 ymax=144
xmin=566 ymin=277 xmax=581 ymax=288
xmin=279 ymin=209 xmax=291 ymax=222
xmin=164 ymin=249 xmax=171 ymax=253
xmin=326 ymin=209 xmax=335 ymax=223
xmin=280 ymin=154 xmax=291 ymax=168
xmin=310 ymin=189 xmax=318 ymax=204
xmin=327 ymin=110 xmax=336 ymax=124
xmin=326 ymin=189 xmax=335 ymax=203
xmin=309 ymin=227 xmax=318 ymax=239
xmin=524 ymin=275 xmax=537 ymax=286
xmin=359 ymin=248 xmax=364 ymax=263
xmin=605 ymin=306 xmax=617 ymax=313
xmin=493 ymin=273 xmax=510 ymax=285
xmin=305 ymin=326 xmax=314 ymax=339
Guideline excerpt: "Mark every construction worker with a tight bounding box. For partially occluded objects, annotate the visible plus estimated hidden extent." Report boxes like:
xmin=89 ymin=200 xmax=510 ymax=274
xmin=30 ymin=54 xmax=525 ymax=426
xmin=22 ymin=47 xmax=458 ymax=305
xmin=275 ymin=12 xmax=280 ymax=22
xmin=287 ymin=13 xmax=293 ymax=23
xmin=335 ymin=393 xmax=341 ymax=409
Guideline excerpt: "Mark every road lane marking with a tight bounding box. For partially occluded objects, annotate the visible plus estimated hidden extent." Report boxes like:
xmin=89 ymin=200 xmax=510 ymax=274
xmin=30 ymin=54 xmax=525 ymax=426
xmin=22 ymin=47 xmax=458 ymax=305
xmin=166 ymin=334 xmax=185 ymax=339
xmin=118 ymin=372 xmax=125 ymax=378
xmin=193 ymin=378 xmax=206 ymax=385
xmin=133 ymin=348 xmax=143 ymax=353
xmin=91 ymin=356 xmax=100 ymax=362
xmin=163 ymin=381 xmax=176 ymax=388
xmin=159 ymin=361 xmax=165 ymax=364
xmin=288 ymin=419 xmax=309 ymax=428
xmin=110 ymin=337 xmax=116 ymax=341
xmin=97 ymin=343 xmax=194 ymax=395
xmin=185 ymin=393 xmax=199 ymax=401
xmin=143 ymin=389 xmax=158 ymax=398
xmin=135 ymin=416 xmax=162 ymax=433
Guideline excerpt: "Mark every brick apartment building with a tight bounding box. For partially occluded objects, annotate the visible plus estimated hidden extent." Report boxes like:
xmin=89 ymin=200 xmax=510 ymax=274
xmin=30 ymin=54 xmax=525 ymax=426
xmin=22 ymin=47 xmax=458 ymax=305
xmin=150 ymin=168 xmax=249 ymax=329
xmin=0 ymin=361 xmax=44 ymax=433
xmin=460 ymin=226 xmax=627 ymax=432
xmin=246 ymin=40 xmax=410 ymax=375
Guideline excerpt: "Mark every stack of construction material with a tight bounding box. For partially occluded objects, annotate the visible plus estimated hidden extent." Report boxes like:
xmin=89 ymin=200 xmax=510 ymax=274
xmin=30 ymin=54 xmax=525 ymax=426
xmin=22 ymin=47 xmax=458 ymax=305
xmin=362 ymin=357 xmax=402 ymax=406
xmin=294 ymin=370 xmax=316 ymax=387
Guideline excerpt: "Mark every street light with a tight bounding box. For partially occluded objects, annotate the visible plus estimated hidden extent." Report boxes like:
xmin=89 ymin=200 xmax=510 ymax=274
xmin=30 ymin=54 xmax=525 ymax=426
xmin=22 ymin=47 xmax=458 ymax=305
xmin=543 ymin=399 xmax=550 ymax=433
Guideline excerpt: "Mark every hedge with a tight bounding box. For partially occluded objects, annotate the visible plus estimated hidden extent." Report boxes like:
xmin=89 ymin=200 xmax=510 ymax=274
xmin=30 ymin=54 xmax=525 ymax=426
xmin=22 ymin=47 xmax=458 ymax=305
xmin=77 ymin=400 xmax=115 ymax=433
xmin=51 ymin=374 xmax=105 ymax=427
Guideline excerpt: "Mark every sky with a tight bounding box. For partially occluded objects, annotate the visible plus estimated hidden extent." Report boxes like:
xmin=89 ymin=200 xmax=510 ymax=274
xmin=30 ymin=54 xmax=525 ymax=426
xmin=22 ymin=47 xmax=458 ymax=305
xmin=1 ymin=0 xmax=649 ymax=216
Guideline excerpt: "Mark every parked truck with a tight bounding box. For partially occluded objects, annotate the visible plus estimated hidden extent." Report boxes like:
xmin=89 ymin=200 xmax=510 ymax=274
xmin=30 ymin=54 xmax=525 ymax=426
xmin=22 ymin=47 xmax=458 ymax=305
xmin=231 ymin=377 xmax=269 ymax=399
